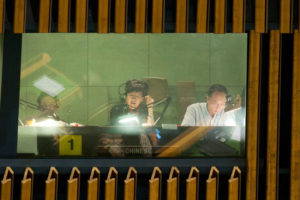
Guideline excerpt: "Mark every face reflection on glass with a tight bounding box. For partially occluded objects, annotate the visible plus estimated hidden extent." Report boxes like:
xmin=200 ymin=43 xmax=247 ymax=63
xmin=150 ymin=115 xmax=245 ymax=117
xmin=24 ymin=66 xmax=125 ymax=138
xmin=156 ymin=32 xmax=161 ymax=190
xmin=206 ymin=91 xmax=227 ymax=116
xmin=126 ymin=91 xmax=144 ymax=109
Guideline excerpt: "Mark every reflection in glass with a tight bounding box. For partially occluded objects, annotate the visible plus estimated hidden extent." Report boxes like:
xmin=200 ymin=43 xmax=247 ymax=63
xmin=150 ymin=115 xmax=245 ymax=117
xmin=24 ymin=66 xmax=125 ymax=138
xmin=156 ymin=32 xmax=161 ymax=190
xmin=17 ymin=33 xmax=247 ymax=158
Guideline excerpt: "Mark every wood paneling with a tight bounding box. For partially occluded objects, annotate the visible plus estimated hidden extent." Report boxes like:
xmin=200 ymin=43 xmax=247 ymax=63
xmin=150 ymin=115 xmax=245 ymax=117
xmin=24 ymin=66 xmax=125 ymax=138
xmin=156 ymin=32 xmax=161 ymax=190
xmin=232 ymin=0 xmax=245 ymax=33
xmin=167 ymin=167 xmax=179 ymax=200
xmin=58 ymin=0 xmax=70 ymax=32
xmin=196 ymin=0 xmax=209 ymax=33
xmin=228 ymin=167 xmax=241 ymax=200
xmin=0 ymin=0 xmax=5 ymax=33
xmin=246 ymin=30 xmax=261 ymax=200
xmin=114 ymin=0 xmax=127 ymax=33
xmin=135 ymin=0 xmax=147 ymax=33
xmin=255 ymin=0 xmax=267 ymax=33
xmin=45 ymin=167 xmax=58 ymax=200
xmin=98 ymin=0 xmax=110 ymax=33
xmin=290 ymin=29 xmax=300 ymax=200
xmin=149 ymin=167 xmax=162 ymax=200
xmin=186 ymin=167 xmax=199 ymax=200
xmin=214 ymin=0 xmax=226 ymax=33
xmin=280 ymin=0 xmax=292 ymax=33
xmin=1 ymin=167 xmax=14 ymax=200
xmin=266 ymin=30 xmax=281 ymax=200
xmin=206 ymin=167 xmax=219 ymax=200
xmin=21 ymin=167 xmax=34 ymax=200
xmin=124 ymin=167 xmax=137 ymax=200
xmin=13 ymin=0 xmax=26 ymax=33
xmin=75 ymin=0 xmax=87 ymax=32
xmin=152 ymin=0 xmax=164 ymax=33
xmin=67 ymin=167 xmax=80 ymax=200
xmin=105 ymin=167 xmax=118 ymax=200
xmin=38 ymin=0 xmax=51 ymax=33
xmin=176 ymin=0 xmax=188 ymax=33
xmin=87 ymin=167 xmax=100 ymax=200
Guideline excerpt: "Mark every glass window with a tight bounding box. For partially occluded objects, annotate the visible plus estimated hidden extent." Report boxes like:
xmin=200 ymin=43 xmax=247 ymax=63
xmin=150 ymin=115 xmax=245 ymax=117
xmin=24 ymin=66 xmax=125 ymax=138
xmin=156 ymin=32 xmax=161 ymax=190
xmin=17 ymin=33 xmax=247 ymax=158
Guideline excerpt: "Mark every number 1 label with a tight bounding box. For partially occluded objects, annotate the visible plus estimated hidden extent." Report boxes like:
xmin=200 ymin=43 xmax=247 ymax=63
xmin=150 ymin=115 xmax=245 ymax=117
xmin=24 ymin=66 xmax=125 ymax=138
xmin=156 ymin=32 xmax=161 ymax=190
xmin=59 ymin=135 xmax=82 ymax=156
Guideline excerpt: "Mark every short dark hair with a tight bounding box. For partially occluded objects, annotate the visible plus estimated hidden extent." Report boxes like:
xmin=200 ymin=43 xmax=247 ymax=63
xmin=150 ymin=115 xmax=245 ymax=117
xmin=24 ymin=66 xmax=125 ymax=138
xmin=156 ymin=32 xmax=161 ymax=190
xmin=125 ymin=79 xmax=149 ymax=97
xmin=207 ymin=84 xmax=228 ymax=97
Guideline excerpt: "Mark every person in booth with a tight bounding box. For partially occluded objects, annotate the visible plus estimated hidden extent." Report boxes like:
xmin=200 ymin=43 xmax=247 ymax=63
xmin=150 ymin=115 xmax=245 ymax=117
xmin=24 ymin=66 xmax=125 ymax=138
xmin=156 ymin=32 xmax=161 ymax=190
xmin=110 ymin=79 xmax=155 ymax=126
xmin=181 ymin=84 xmax=234 ymax=126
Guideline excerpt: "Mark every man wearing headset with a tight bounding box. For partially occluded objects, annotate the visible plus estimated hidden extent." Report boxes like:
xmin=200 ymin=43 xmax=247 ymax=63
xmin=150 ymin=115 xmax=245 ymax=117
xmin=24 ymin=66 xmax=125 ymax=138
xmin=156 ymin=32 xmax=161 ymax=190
xmin=181 ymin=84 xmax=233 ymax=126
xmin=110 ymin=79 xmax=155 ymax=126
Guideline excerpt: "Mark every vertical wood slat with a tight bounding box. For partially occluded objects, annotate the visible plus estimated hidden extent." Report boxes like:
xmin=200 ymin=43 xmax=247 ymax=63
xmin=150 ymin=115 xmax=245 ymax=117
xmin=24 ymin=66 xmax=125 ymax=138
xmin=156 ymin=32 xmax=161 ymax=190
xmin=21 ymin=167 xmax=34 ymax=200
xmin=176 ymin=0 xmax=188 ymax=33
xmin=280 ymin=0 xmax=292 ymax=33
xmin=232 ymin=0 xmax=245 ymax=33
xmin=152 ymin=0 xmax=164 ymax=33
xmin=290 ymin=29 xmax=300 ymax=200
xmin=45 ymin=167 xmax=58 ymax=200
xmin=38 ymin=0 xmax=51 ymax=33
xmin=1 ymin=167 xmax=14 ymax=200
xmin=135 ymin=0 xmax=147 ymax=33
xmin=166 ymin=167 xmax=180 ymax=200
xmin=98 ymin=0 xmax=110 ymax=33
xmin=246 ymin=30 xmax=261 ymax=200
xmin=206 ymin=167 xmax=219 ymax=200
xmin=114 ymin=0 xmax=127 ymax=33
xmin=105 ymin=167 xmax=118 ymax=200
xmin=58 ymin=0 xmax=70 ymax=32
xmin=255 ymin=0 xmax=267 ymax=33
xmin=214 ymin=0 xmax=226 ymax=33
xmin=149 ymin=167 xmax=162 ymax=200
xmin=75 ymin=0 xmax=87 ymax=32
xmin=87 ymin=167 xmax=100 ymax=200
xmin=13 ymin=0 xmax=26 ymax=33
xmin=228 ymin=167 xmax=242 ymax=200
xmin=196 ymin=0 xmax=209 ymax=33
xmin=0 ymin=0 xmax=5 ymax=33
xmin=266 ymin=30 xmax=281 ymax=200
xmin=186 ymin=167 xmax=199 ymax=200
xmin=124 ymin=167 xmax=137 ymax=200
xmin=67 ymin=167 xmax=80 ymax=200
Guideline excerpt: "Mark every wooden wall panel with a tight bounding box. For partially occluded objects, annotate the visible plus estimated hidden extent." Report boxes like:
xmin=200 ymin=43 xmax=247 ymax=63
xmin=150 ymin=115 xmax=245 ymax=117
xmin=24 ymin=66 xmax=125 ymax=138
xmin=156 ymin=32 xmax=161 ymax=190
xmin=58 ymin=0 xmax=70 ymax=32
xmin=45 ymin=167 xmax=58 ymax=200
xmin=255 ymin=0 xmax=267 ymax=33
xmin=21 ymin=167 xmax=34 ymax=200
xmin=0 ymin=0 xmax=5 ymax=33
xmin=186 ymin=167 xmax=199 ymax=200
xmin=166 ymin=167 xmax=179 ymax=200
xmin=246 ymin=30 xmax=261 ymax=200
xmin=290 ymin=29 xmax=300 ymax=200
xmin=280 ymin=0 xmax=292 ymax=33
xmin=75 ymin=0 xmax=87 ymax=32
xmin=232 ymin=0 xmax=245 ymax=33
xmin=135 ymin=0 xmax=147 ymax=33
xmin=1 ymin=167 xmax=14 ymax=200
xmin=67 ymin=167 xmax=80 ymax=200
xmin=98 ymin=0 xmax=110 ymax=33
xmin=228 ymin=167 xmax=241 ymax=200
xmin=124 ymin=167 xmax=137 ymax=200
xmin=196 ymin=0 xmax=209 ymax=33
xmin=176 ymin=0 xmax=188 ymax=33
xmin=87 ymin=167 xmax=100 ymax=200
xmin=114 ymin=0 xmax=127 ymax=33
xmin=105 ymin=167 xmax=118 ymax=200
xmin=206 ymin=167 xmax=219 ymax=200
xmin=149 ymin=167 xmax=162 ymax=200
xmin=266 ymin=30 xmax=281 ymax=200
xmin=152 ymin=0 xmax=164 ymax=33
xmin=214 ymin=0 xmax=226 ymax=33
xmin=38 ymin=0 xmax=51 ymax=33
xmin=13 ymin=0 xmax=26 ymax=33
